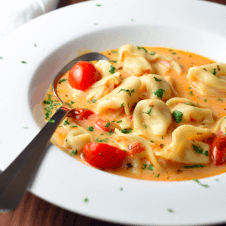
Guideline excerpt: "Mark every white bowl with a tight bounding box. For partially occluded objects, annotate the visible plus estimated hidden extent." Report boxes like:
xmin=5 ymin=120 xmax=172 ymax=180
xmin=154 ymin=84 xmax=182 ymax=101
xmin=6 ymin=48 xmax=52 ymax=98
xmin=1 ymin=0 xmax=226 ymax=225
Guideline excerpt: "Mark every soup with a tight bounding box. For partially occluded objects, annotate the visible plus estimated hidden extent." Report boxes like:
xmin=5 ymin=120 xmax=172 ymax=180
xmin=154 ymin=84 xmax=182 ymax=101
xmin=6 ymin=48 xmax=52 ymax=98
xmin=43 ymin=44 xmax=226 ymax=181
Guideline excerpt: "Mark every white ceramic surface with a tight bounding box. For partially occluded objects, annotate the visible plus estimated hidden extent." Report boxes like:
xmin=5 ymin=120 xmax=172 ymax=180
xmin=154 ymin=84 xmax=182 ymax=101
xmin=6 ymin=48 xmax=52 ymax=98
xmin=1 ymin=0 xmax=226 ymax=225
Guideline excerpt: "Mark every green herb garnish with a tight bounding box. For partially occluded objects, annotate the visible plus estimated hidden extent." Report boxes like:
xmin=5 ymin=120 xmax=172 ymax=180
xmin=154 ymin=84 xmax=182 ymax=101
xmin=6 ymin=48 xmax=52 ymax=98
xmin=154 ymin=88 xmax=165 ymax=99
xmin=137 ymin=46 xmax=147 ymax=52
xmin=71 ymin=150 xmax=78 ymax=155
xmin=194 ymin=179 xmax=209 ymax=187
xmin=118 ymin=89 xmax=135 ymax=96
xmin=59 ymin=79 xmax=67 ymax=84
xmin=172 ymin=110 xmax=183 ymax=123
xmin=192 ymin=144 xmax=203 ymax=154
xmin=109 ymin=65 xmax=116 ymax=74
xmin=154 ymin=77 xmax=162 ymax=82
xmin=121 ymin=128 xmax=132 ymax=134
xmin=88 ymin=126 xmax=94 ymax=131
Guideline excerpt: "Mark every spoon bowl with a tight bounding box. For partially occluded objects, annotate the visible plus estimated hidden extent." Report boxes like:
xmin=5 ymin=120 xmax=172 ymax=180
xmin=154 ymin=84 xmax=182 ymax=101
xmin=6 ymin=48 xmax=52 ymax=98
xmin=0 ymin=52 xmax=109 ymax=213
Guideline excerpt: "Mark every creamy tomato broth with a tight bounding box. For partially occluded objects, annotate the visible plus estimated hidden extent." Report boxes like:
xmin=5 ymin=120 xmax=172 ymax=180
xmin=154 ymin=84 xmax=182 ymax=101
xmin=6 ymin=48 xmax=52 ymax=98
xmin=43 ymin=45 xmax=226 ymax=181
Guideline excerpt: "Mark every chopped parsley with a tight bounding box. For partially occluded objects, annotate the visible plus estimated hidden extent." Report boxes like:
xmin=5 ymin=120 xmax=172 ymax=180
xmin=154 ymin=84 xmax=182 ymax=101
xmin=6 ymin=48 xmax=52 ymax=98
xmin=148 ymin=164 xmax=154 ymax=171
xmin=108 ymin=129 xmax=114 ymax=136
xmin=217 ymin=99 xmax=223 ymax=102
xmin=63 ymin=119 xmax=70 ymax=126
xmin=154 ymin=77 xmax=162 ymax=82
xmin=71 ymin=150 xmax=78 ymax=155
xmin=34 ymin=44 xmax=37 ymax=47
xmin=172 ymin=110 xmax=183 ymax=123
xmin=121 ymin=103 xmax=124 ymax=108
xmin=92 ymin=99 xmax=97 ymax=103
xmin=43 ymin=100 xmax=53 ymax=105
xmin=66 ymin=102 xmax=72 ymax=107
xmin=204 ymin=150 xmax=209 ymax=156
xmin=213 ymin=68 xmax=217 ymax=75
xmin=95 ymin=138 xmax=109 ymax=142
xmin=118 ymin=89 xmax=135 ymax=96
xmin=105 ymin=122 xmax=110 ymax=127
xmin=111 ymin=50 xmax=118 ymax=54
xmin=96 ymin=4 xmax=101 ymax=6
xmin=172 ymin=52 xmax=177 ymax=55
xmin=154 ymin=88 xmax=165 ymax=99
xmin=150 ymin=51 xmax=156 ymax=55
xmin=204 ymin=99 xmax=208 ymax=102
xmin=109 ymin=65 xmax=116 ymax=74
xmin=109 ymin=60 xmax=117 ymax=63
xmin=137 ymin=46 xmax=147 ymax=52
xmin=194 ymin=179 xmax=209 ymax=187
xmin=88 ymin=126 xmax=94 ymax=131
xmin=189 ymin=91 xmax=194 ymax=96
xmin=192 ymin=144 xmax=203 ymax=155
xmin=59 ymin=79 xmax=67 ymax=84
xmin=0 ymin=57 xmax=3 ymax=59
xmin=121 ymin=128 xmax=132 ymax=134
xmin=143 ymin=106 xmax=153 ymax=116
xmin=117 ymin=120 xmax=122 ymax=123
xmin=168 ymin=209 xmax=174 ymax=213
xmin=184 ymin=165 xmax=205 ymax=169
xmin=48 ymin=119 xmax=55 ymax=123
xmin=21 ymin=61 xmax=27 ymax=64
xmin=155 ymin=174 xmax=160 ymax=178
xmin=84 ymin=198 xmax=88 ymax=202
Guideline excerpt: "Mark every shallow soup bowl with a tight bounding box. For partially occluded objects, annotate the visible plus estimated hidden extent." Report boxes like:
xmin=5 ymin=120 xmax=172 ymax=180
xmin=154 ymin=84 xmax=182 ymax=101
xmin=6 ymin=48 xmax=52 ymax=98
xmin=1 ymin=0 xmax=226 ymax=225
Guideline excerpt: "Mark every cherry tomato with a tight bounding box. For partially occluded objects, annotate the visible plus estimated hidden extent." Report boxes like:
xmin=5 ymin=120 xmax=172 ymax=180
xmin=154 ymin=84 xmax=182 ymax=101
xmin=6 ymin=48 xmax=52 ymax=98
xmin=83 ymin=143 xmax=127 ymax=169
xmin=68 ymin=61 xmax=100 ymax=91
xmin=70 ymin=108 xmax=94 ymax=120
xmin=211 ymin=135 xmax=226 ymax=165
xmin=128 ymin=142 xmax=145 ymax=157
xmin=95 ymin=119 xmax=114 ymax=132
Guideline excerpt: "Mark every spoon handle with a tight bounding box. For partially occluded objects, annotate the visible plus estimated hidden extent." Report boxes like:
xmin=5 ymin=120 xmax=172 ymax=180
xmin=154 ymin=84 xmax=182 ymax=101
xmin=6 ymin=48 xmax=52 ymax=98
xmin=0 ymin=106 xmax=69 ymax=213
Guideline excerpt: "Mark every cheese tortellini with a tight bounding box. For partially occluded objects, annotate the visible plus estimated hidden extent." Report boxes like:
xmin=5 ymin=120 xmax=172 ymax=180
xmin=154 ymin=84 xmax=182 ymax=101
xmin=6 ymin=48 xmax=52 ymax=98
xmin=139 ymin=74 xmax=172 ymax=101
xmin=65 ymin=126 xmax=93 ymax=154
xmin=87 ymin=72 xmax=122 ymax=101
xmin=187 ymin=63 xmax=226 ymax=97
xmin=166 ymin=97 xmax=214 ymax=125
xmin=133 ymin=99 xmax=172 ymax=141
xmin=156 ymin=125 xmax=212 ymax=164
xmin=119 ymin=44 xmax=182 ymax=76
xmin=96 ymin=76 xmax=141 ymax=116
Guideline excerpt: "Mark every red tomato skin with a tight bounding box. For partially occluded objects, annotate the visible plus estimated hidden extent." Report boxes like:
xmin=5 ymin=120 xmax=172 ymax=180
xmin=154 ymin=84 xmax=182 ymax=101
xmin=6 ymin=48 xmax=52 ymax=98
xmin=70 ymin=109 xmax=93 ymax=120
xmin=68 ymin=61 xmax=99 ymax=91
xmin=128 ymin=142 xmax=145 ymax=157
xmin=83 ymin=143 xmax=127 ymax=169
xmin=95 ymin=119 xmax=114 ymax=132
xmin=211 ymin=135 xmax=226 ymax=165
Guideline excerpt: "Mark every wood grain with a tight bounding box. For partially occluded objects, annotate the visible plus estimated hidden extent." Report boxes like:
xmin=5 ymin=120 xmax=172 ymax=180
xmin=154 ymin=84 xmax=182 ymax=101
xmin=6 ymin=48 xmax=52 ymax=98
xmin=1 ymin=0 xmax=226 ymax=225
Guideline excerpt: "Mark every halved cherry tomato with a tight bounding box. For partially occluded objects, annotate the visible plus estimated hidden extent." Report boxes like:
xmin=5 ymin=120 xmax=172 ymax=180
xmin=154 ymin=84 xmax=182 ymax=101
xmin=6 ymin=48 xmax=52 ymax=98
xmin=211 ymin=135 xmax=226 ymax=165
xmin=68 ymin=61 xmax=100 ymax=91
xmin=128 ymin=142 xmax=145 ymax=157
xmin=70 ymin=108 xmax=94 ymax=120
xmin=95 ymin=119 xmax=114 ymax=132
xmin=83 ymin=143 xmax=127 ymax=169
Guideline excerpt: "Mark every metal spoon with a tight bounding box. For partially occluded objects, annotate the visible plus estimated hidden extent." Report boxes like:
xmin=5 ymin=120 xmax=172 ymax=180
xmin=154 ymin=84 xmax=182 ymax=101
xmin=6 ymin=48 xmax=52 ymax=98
xmin=0 ymin=52 xmax=109 ymax=213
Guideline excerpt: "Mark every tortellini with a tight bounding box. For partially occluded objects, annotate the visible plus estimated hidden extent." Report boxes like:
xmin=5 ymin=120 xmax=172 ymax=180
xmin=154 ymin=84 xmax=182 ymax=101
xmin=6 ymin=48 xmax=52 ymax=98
xmin=133 ymin=99 xmax=172 ymax=141
xmin=115 ymin=129 xmax=161 ymax=169
xmin=65 ymin=126 xmax=93 ymax=154
xmin=123 ymin=55 xmax=153 ymax=76
xmin=95 ymin=60 xmax=114 ymax=78
xmin=86 ymin=72 xmax=122 ymax=101
xmin=118 ymin=44 xmax=182 ymax=76
xmin=186 ymin=63 xmax=226 ymax=97
xmin=139 ymin=74 xmax=172 ymax=101
xmin=212 ymin=117 xmax=226 ymax=134
xmin=166 ymin=98 xmax=214 ymax=125
xmin=96 ymin=76 xmax=141 ymax=116
xmin=156 ymin=125 xmax=212 ymax=164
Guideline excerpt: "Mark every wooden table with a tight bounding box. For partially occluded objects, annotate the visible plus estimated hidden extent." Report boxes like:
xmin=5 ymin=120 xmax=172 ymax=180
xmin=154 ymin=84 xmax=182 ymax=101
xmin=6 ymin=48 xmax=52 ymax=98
xmin=1 ymin=0 xmax=226 ymax=225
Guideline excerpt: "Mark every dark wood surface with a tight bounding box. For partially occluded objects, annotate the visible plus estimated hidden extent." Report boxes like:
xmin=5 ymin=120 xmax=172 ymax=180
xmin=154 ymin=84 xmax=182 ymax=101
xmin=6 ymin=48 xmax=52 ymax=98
xmin=1 ymin=0 xmax=226 ymax=225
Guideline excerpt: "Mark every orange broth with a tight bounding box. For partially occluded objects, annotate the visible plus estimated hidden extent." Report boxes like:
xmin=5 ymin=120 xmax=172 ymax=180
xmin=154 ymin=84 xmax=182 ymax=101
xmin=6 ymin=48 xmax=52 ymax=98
xmin=43 ymin=46 xmax=226 ymax=181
